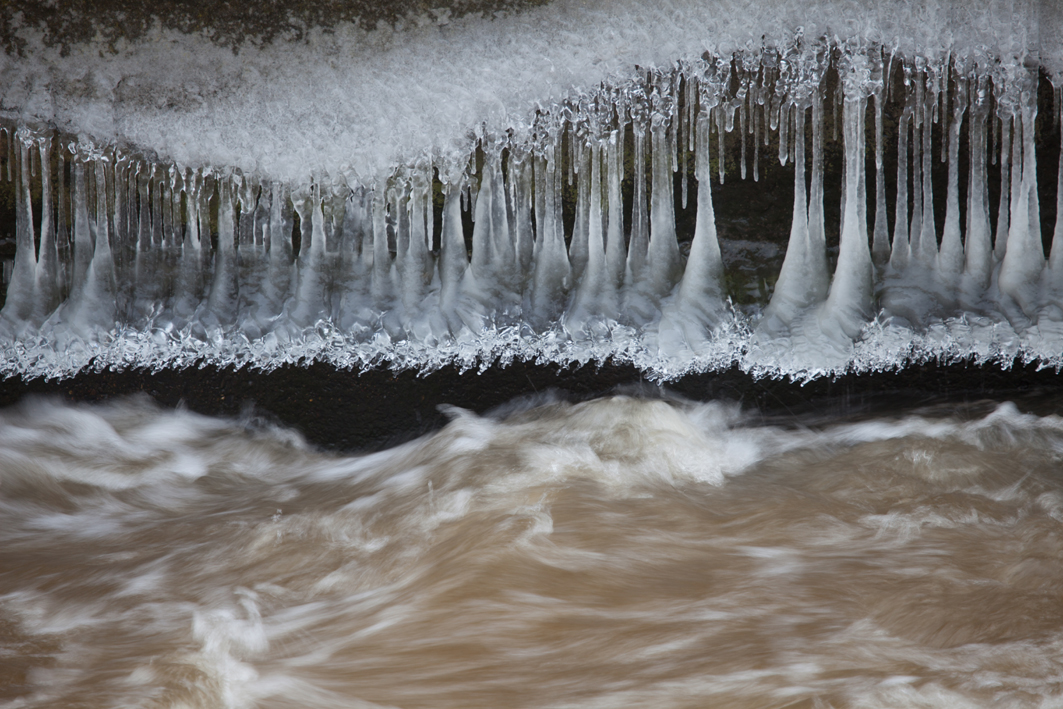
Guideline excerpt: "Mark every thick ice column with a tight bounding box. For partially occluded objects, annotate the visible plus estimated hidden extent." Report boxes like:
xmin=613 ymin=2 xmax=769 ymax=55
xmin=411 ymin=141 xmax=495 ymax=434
xmin=624 ymin=124 xmax=650 ymax=288
xmin=206 ymin=174 xmax=240 ymax=327
xmin=567 ymin=140 xmax=618 ymax=329
xmin=805 ymin=89 xmax=829 ymax=300
xmin=604 ymin=131 xmax=627 ymax=292
xmin=871 ymin=68 xmax=890 ymax=267
xmin=1048 ymin=87 xmax=1063 ymax=286
xmin=509 ymin=152 xmax=535 ymax=281
xmin=530 ymin=143 xmax=571 ymax=326
xmin=995 ymin=117 xmax=1012 ymax=260
xmin=915 ymin=67 xmax=939 ymax=266
xmin=33 ymin=135 xmax=61 ymax=322
xmin=937 ymin=72 xmax=967 ymax=292
xmin=961 ymin=74 xmax=993 ymax=301
xmin=487 ymin=151 xmax=518 ymax=307
xmin=172 ymin=168 xmax=206 ymax=322
xmin=69 ymin=157 xmax=94 ymax=307
xmin=288 ymin=184 xmax=331 ymax=328
xmin=67 ymin=153 xmax=118 ymax=335
xmin=823 ymin=89 xmax=873 ymax=338
xmin=370 ymin=181 xmax=394 ymax=308
xmin=0 ymin=135 xmax=37 ymax=330
xmin=469 ymin=158 xmax=497 ymax=290
xmin=673 ymin=114 xmax=725 ymax=330
xmin=466 ymin=152 xmax=519 ymax=316
xmin=997 ymin=79 xmax=1046 ymax=320
xmin=131 ymin=161 xmax=159 ymax=323
xmin=263 ymin=180 xmax=294 ymax=316
xmin=400 ymin=173 xmax=432 ymax=317
xmin=568 ymin=141 xmax=590 ymax=284
xmin=439 ymin=180 xmax=468 ymax=325
xmin=624 ymin=117 xmax=682 ymax=323
xmin=760 ymin=102 xmax=816 ymax=334
xmin=889 ymin=108 xmax=912 ymax=270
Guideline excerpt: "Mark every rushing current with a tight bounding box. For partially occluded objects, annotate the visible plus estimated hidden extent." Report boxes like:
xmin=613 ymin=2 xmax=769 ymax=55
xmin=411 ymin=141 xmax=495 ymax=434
xmin=1 ymin=394 xmax=1063 ymax=708
xmin=1 ymin=0 xmax=1063 ymax=380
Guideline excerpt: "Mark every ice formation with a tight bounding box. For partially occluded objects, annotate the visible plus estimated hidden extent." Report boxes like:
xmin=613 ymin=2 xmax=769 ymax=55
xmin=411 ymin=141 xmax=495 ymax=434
xmin=0 ymin=0 xmax=1062 ymax=380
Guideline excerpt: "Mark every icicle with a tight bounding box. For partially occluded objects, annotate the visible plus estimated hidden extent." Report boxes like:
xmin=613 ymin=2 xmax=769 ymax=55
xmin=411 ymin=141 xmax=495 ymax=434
xmin=161 ymin=169 xmax=175 ymax=249
xmin=761 ymin=101 xmax=814 ymax=332
xmin=4 ymin=129 xmax=12 ymax=182
xmin=197 ymin=173 xmax=213 ymax=266
xmin=715 ymin=106 xmax=726 ymax=184
xmin=871 ymin=83 xmax=890 ymax=266
xmin=680 ymin=141 xmax=689 ymax=207
xmin=0 ymin=134 xmax=37 ymax=328
xmin=646 ymin=119 xmax=681 ymax=295
xmin=289 ymin=182 xmax=330 ymax=328
xmin=753 ymin=100 xmax=761 ymax=182
xmin=488 ymin=150 xmax=516 ymax=300
xmin=626 ymin=125 xmax=650 ymax=281
xmin=56 ymin=142 xmax=68 ymax=285
xmin=604 ymin=131 xmax=626 ymax=291
xmin=207 ymin=174 xmax=239 ymax=325
xmin=263 ymin=180 xmax=293 ymax=316
xmin=137 ymin=163 xmax=152 ymax=252
xmin=995 ymin=115 xmax=1011 ymax=259
xmin=806 ymin=89 xmax=829 ymax=298
xmin=531 ymin=141 xmax=571 ymax=324
xmin=124 ymin=160 xmax=137 ymax=253
xmin=832 ymin=85 xmax=841 ymax=142
xmin=739 ymin=102 xmax=747 ymax=180
xmin=937 ymin=74 xmax=966 ymax=290
xmin=1006 ymin=113 xmax=1023 ymax=259
xmin=510 ymin=153 xmax=534 ymax=279
xmin=687 ymin=76 xmax=697 ymax=154
xmin=403 ymin=174 xmax=432 ymax=319
xmin=778 ymin=103 xmax=789 ymax=166
xmin=823 ymin=89 xmax=873 ymax=339
xmin=890 ymin=110 xmax=911 ymax=270
xmin=909 ymin=85 xmax=925 ymax=262
xmin=439 ymin=180 xmax=468 ymax=322
xmin=567 ymin=126 xmax=576 ymax=186
xmin=70 ymin=157 xmax=93 ymax=303
xmin=670 ymin=112 xmax=726 ymax=341
xmin=185 ymin=170 xmax=201 ymax=253
xmin=568 ymin=145 xmax=591 ymax=283
xmin=152 ymin=167 xmax=164 ymax=248
xmin=962 ymin=77 xmax=993 ymax=300
xmin=34 ymin=135 xmax=60 ymax=321
xmin=990 ymin=107 xmax=997 ymax=166
xmin=568 ymin=140 xmax=614 ymax=326
xmin=112 ymin=156 xmax=127 ymax=255
xmin=65 ymin=150 xmax=119 ymax=334
xmin=917 ymin=73 xmax=938 ymax=265
xmin=998 ymin=79 xmax=1046 ymax=320
xmin=1048 ymin=86 xmax=1063 ymax=286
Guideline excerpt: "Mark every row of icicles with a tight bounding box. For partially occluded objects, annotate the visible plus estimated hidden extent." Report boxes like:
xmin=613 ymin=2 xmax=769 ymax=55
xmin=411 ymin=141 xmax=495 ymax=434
xmin=0 ymin=44 xmax=1059 ymax=376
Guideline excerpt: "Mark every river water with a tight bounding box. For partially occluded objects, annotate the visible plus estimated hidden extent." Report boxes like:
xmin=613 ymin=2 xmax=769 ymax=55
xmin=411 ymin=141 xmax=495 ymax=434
xmin=1 ymin=393 xmax=1062 ymax=708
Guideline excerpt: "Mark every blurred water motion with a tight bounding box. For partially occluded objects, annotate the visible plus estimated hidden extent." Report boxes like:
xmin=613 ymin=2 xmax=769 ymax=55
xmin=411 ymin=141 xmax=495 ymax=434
xmin=1 ymin=394 xmax=1062 ymax=708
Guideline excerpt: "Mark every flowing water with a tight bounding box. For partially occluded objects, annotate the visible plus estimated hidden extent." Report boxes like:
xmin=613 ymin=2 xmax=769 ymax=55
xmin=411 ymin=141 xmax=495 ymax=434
xmin=2 ymin=394 xmax=1063 ymax=708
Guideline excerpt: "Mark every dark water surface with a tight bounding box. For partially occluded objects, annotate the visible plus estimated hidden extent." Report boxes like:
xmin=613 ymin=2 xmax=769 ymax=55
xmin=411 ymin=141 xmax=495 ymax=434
xmin=1 ymin=375 xmax=1063 ymax=708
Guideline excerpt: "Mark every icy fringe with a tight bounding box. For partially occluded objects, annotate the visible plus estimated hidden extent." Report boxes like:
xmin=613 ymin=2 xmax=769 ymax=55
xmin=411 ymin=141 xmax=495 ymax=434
xmin=0 ymin=37 xmax=1060 ymax=382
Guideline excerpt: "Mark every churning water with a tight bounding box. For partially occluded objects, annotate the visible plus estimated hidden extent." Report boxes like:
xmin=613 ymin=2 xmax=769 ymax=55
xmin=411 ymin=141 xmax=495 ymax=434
xmin=2 ymin=394 xmax=1063 ymax=708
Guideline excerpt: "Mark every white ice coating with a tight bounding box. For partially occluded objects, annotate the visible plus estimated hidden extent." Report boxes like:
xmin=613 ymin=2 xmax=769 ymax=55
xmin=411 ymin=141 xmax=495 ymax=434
xmin=1 ymin=0 xmax=1063 ymax=380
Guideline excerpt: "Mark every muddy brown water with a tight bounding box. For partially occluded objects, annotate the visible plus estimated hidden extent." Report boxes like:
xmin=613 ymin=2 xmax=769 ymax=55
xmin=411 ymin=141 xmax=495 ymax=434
xmin=1 ymin=392 xmax=1062 ymax=708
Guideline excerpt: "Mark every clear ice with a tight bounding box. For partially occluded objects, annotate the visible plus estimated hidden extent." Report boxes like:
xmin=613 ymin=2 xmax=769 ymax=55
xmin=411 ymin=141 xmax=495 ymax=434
xmin=1 ymin=0 xmax=1062 ymax=381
